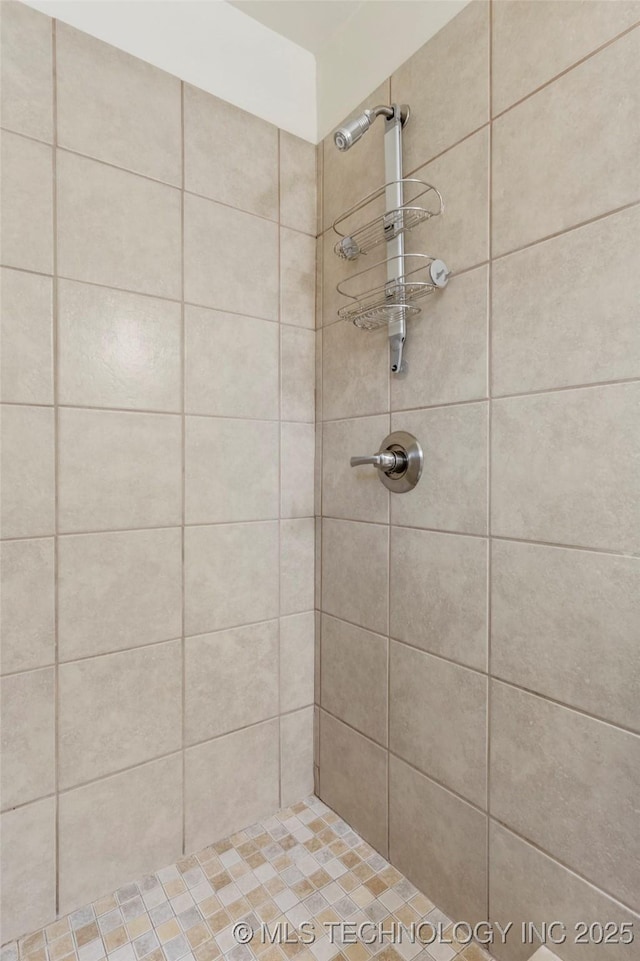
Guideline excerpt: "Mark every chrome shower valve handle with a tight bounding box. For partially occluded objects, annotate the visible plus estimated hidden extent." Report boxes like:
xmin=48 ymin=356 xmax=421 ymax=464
xmin=349 ymin=431 xmax=423 ymax=493
xmin=350 ymin=450 xmax=407 ymax=472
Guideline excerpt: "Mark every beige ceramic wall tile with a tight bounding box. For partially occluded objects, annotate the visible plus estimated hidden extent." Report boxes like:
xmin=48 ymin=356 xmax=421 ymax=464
xmin=389 ymin=642 xmax=487 ymax=807
xmin=314 ymin=515 xmax=322 ymax=610
xmin=320 ymin=614 xmax=388 ymax=746
xmin=58 ymin=408 xmax=182 ymax=533
xmin=1 ymin=131 xmax=53 ymax=274
xmin=56 ymin=23 xmax=182 ymax=183
xmin=406 ymin=127 xmax=489 ymax=273
xmin=322 ymin=81 xmax=389 ymax=232
xmin=0 ymin=1 xmax=53 ymax=141
xmin=491 ymin=383 xmax=640 ymax=553
xmin=1 ymin=667 xmax=55 ymax=810
xmin=391 ymin=265 xmax=488 ymax=411
xmin=0 ymin=537 xmax=55 ymax=674
xmin=492 ymin=29 xmax=640 ymax=256
xmin=321 ymin=518 xmax=388 ymax=634
xmin=391 ymin=2 xmax=489 ymax=173
xmin=0 ymin=797 xmax=56 ymax=942
xmin=492 ymin=205 xmax=640 ymax=396
xmin=0 ymin=405 xmax=55 ymax=539
xmin=280 ymin=228 xmax=316 ymax=329
xmin=58 ymin=528 xmax=182 ymax=661
xmin=321 ymin=415 xmax=390 ymax=524
xmin=492 ymin=0 xmax=640 ymax=116
xmin=280 ymin=517 xmax=315 ymax=615
xmin=58 ymin=754 xmax=182 ymax=913
xmin=185 ymin=720 xmax=279 ymax=852
xmin=281 ymin=422 xmax=315 ymax=518
xmin=184 ymin=193 xmax=278 ymax=319
xmin=58 ymin=279 xmax=182 ymax=411
xmin=279 ymin=611 xmax=315 ymax=713
xmin=185 ymin=522 xmax=279 ymax=635
xmin=281 ymin=325 xmax=315 ymax=423
xmin=57 ymin=151 xmax=181 ymax=298
xmin=58 ymin=640 xmax=182 ymax=789
xmin=185 ymin=305 xmax=279 ymax=419
xmin=185 ymin=620 xmax=279 ymax=744
xmin=280 ymin=131 xmax=317 ymax=236
xmin=391 ymin=402 xmax=488 ymax=535
xmin=184 ymin=84 xmax=278 ymax=218
xmin=322 ymin=319 xmax=389 ymax=420
xmin=1 ymin=268 xmax=53 ymax=404
xmin=390 ymin=527 xmax=488 ymax=671
xmin=185 ymin=417 xmax=279 ymax=523
xmin=492 ymin=540 xmax=640 ymax=734
xmin=490 ymin=681 xmax=640 ymax=910
xmin=319 ymin=711 xmax=388 ymax=856
xmin=489 ymin=822 xmax=640 ymax=961
xmin=280 ymin=707 xmax=314 ymax=806
xmin=389 ymin=755 xmax=487 ymax=924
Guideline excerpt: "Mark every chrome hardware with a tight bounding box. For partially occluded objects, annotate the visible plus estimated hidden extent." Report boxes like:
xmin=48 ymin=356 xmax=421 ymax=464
xmin=350 ymin=430 xmax=423 ymax=493
xmin=332 ymin=101 xmax=450 ymax=374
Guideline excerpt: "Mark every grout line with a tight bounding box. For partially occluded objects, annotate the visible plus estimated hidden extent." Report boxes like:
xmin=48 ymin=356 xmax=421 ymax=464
xmin=316 ymin=517 xmax=640 ymax=560
xmin=491 ymin=199 xmax=640 ymax=264
xmin=316 ymin=699 xmax=640 ymax=923
xmin=490 ymin=19 xmax=640 ymax=122
xmin=487 ymin=815 xmax=640 ymax=920
xmin=277 ymin=128 xmax=283 ymax=808
xmin=179 ymin=78 xmax=187 ymax=857
xmin=0 ymin=401 xmax=315 ymax=422
xmin=2 ymin=521 xmax=636 ymax=560
xmin=318 ymin=609 xmax=640 ymax=737
xmin=0 ymin=264 xmax=311 ymax=332
xmin=2 ymin=708 xmax=315 ymax=820
xmin=50 ymin=14 xmax=60 ymax=920
xmin=486 ymin=0 xmax=494 ymax=921
xmin=0 ymin=128 xmax=313 ymax=240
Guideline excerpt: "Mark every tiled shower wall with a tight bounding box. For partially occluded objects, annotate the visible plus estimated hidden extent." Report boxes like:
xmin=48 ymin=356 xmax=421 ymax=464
xmin=0 ymin=1 xmax=315 ymax=942
xmin=315 ymin=2 xmax=640 ymax=959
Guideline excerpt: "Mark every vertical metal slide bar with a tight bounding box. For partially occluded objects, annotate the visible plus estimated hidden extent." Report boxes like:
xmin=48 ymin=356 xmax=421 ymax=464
xmin=384 ymin=107 xmax=405 ymax=373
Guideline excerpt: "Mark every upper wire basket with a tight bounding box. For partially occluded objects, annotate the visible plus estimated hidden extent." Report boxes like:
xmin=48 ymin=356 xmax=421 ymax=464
xmin=336 ymin=253 xmax=443 ymax=330
xmin=332 ymin=179 xmax=443 ymax=261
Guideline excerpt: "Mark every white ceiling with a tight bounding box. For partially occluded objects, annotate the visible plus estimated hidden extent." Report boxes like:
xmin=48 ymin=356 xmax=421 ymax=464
xmin=229 ymin=1 xmax=363 ymax=55
xmin=25 ymin=0 xmax=469 ymax=142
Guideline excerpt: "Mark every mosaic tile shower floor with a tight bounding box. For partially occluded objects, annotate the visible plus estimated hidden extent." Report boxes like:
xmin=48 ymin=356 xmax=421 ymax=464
xmin=1 ymin=797 xmax=494 ymax=961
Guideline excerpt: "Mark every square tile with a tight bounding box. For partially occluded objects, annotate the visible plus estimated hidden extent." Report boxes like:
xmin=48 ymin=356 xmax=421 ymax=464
xmin=185 ymin=307 xmax=279 ymax=419
xmin=184 ymin=85 xmax=278 ymax=218
xmin=58 ymin=408 xmax=181 ymax=533
xmin=185 ymin=522 xmax=279 ymax=635
xmin=56 ymin=23 xmax=181 ymax=183
xmin=0 ymin=1 xmax=53 ymax=141
xmin=58 ymin=641 xmax=182 ymax=788
xmin=1 ymin=405 xmax=55 ymax=538
xmin=1 ymin=131 xmax=53 ymax=273
xmin=57 ymin=280 xmax=181 ymax=411
xmin=1 ymin=268 xmax=53 ymax=404
xmin=186 ymin=417 xmax=279 ymax=524
xmin=57 ymin=151 xmax=181 ymax=299
xmin=185 ymin=621 xmax=278 ymax=744
xmin=0 ymin=537 xmax=55 ymax=674
xmin=184 ymin=194 xmax=278 ymax=319
xmin=1 ymin=667 xmax=55 ymax=808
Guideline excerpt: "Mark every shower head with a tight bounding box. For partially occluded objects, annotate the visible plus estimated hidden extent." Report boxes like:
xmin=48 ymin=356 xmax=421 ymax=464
xmin=333 ymin=104 xmax=396 ymax=151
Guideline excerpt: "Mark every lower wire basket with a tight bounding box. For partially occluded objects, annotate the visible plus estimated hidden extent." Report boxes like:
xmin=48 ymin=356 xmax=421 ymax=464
xmin=336 ymin=253 xmax=441 ymax=329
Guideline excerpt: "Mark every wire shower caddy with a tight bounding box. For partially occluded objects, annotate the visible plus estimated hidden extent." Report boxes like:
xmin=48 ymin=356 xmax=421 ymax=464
xmin=331 ymin=102 xmax=450 ymax=372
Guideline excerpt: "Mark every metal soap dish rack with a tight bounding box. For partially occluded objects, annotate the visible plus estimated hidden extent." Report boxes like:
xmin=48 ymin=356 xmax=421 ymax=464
xmin=331 ymin=102 xmax=450 ymax=373
xmin=333 ymin=178 xmax=443 ymax=261
xmin=336 ymin=253 xmax=448 ymax=330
